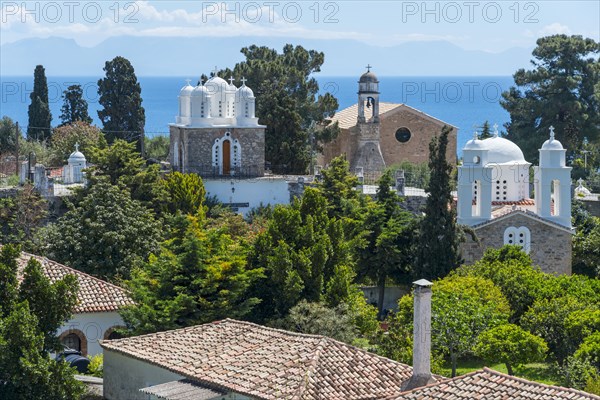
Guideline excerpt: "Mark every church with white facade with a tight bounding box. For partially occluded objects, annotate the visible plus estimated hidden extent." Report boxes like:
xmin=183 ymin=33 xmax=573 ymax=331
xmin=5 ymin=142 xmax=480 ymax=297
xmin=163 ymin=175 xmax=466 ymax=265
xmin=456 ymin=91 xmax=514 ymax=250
xmin=169 ymin=73 xmax=296 ymax=214
xmin=458 ymin=126 xmax=574 ymax=275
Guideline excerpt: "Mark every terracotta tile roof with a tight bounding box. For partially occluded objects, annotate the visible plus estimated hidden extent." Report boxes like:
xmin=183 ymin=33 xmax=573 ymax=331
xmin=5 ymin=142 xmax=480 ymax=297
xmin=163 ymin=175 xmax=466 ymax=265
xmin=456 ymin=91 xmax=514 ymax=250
xmin=389 ymin=367 xmax=600 ymax=400
xmin=101 ymin=319 xmax=415 ymax=400
xmin=16 ymin=252 xmax=134 ymax=314
xmin=329 ymin=102 xmax=404 ymax=129
xmin=328 ymin=102 xmax=455 ymax=130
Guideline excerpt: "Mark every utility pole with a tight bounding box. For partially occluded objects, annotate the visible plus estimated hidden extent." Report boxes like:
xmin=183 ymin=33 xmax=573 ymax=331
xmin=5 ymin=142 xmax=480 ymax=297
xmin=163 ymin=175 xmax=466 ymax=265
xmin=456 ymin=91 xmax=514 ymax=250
xmin=15 ymin=122 xmax=19 ymax=178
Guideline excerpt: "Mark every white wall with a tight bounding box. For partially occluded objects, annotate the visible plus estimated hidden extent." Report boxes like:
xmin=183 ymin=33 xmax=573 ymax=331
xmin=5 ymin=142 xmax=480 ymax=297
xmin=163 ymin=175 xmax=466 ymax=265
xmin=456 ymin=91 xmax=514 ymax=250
xmin=204 ymin=178 xmax=291 ymax=216
xmin=57 ymin=311 xmax=125 ymax=356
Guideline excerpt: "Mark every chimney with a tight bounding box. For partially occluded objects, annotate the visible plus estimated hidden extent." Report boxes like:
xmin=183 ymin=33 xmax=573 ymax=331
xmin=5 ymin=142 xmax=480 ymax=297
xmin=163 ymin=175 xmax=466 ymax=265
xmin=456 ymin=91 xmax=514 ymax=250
xmin=402 ymin=279 xmax=437 ymax=391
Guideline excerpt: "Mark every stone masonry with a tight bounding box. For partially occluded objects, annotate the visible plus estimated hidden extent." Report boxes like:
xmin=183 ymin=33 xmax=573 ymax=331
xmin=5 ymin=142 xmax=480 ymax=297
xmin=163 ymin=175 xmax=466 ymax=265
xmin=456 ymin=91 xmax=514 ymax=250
xmin=461 ymin=211 xmax=572 ymax=275
xmin=170 ymin=125 xmax=265 ymax=177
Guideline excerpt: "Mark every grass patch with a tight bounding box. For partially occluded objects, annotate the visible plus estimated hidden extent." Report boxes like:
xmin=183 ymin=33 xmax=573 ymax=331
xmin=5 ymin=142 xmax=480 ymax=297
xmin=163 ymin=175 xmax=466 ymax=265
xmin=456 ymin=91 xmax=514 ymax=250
xmin=439 ymin=358 xmax=558 ymax=385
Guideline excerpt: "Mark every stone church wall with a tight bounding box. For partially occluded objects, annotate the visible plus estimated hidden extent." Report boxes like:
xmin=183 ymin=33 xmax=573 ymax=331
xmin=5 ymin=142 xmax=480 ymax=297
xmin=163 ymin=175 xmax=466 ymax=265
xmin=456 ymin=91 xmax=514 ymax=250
xmin=379 ymin=109 xmax=457 ymax=166
xmin=171 ymin=126 xmax=265 ymax=177
xmin=460 ymin=213 xmax=572 ymax=275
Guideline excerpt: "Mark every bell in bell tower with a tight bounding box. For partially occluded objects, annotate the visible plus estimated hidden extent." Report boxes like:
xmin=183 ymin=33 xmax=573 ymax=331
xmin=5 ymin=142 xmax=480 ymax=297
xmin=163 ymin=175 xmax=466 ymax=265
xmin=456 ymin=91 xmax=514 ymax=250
xmin=357 ymin=64 xmax=380 ymax=124
xmin=351 ymin=65 xmax=386 ymax=176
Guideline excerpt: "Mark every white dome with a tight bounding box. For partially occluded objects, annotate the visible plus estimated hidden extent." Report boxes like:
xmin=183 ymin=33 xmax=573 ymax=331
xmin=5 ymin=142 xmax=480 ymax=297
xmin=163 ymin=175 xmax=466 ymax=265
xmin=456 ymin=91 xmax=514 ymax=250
xmin=205 ymin=76 xmax=228 ymax=94
xmin=68 ymin=150 xmax=86 ymax=164
xmin=191 ymin=85 xmax=210 ymax=97
xmin=541 ymin=138 xmax=564 ymax=150
xmin=179 ymin=84 xmax=194 ymax=96
xmin=479 ymin=136 xmax=526 ymax=164
xmin=464 ymin=137 xmax=486 ymax=150
xmin=237 ymin=85 xmax=254 ymax=99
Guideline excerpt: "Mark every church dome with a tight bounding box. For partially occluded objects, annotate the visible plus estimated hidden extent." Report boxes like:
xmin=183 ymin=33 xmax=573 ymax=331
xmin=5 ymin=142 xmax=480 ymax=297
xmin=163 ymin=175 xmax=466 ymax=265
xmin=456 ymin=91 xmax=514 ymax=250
xmin=359 ymin=71 xmax=378 ymax=83
xmin=482 ymin=136 xmax=526 ymax=164
xmin=68 ymin=148 xmax=86 ymax=164
xmin=191 ymin=85 xmax=209 ymax=97
xmin=237 ymin=85 xmax=254 ymax=98
xmin=179 ymin=83 xmax=194 ymax=97
xmin=205 ymin=76 xmax=228 ymax=94
xmin=464 ymin=137 xmax=486 ymax=150
xmin=541 ymin=137 xmax=564 ymax=150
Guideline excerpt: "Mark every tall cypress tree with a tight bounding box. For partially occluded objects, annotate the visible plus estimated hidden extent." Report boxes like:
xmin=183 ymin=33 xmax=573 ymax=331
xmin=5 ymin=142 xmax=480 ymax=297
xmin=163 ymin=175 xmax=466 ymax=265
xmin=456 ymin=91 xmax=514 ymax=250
xmin=97 ymin=56 xmax=145 ymax=154
xmin=59 ymin=84 xmax=92 ymax=126
xmin=27 ymin=65 xmax=52 ymax=141
xmin=414 ymin=125 xmax=461 ymax=280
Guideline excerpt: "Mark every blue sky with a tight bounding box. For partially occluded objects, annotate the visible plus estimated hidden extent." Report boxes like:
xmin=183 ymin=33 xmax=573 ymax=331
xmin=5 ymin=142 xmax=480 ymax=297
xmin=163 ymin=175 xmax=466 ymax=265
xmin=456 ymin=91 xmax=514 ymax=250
xmin=1 ymin=1 xmax=598 ymax=51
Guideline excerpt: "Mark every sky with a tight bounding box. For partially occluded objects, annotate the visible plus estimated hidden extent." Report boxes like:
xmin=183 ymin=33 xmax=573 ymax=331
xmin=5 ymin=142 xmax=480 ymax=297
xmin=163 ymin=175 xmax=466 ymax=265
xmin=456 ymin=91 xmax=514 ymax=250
xmin=1 ymin=0 xmax=598 ymax=52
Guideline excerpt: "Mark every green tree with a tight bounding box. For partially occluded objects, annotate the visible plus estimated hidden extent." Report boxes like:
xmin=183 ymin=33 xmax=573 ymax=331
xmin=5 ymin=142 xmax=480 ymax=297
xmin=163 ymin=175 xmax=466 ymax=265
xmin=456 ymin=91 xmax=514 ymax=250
xmin=274 ymin=300 xmax=357 ymax=344
xmin=97 ymin=56 xmax=145 ymax=153
xmin=145 ymin=135 xmax=170 ymax=161
xmin=87 ymin=139 xmax=164 ymax=209
xmin=59 ymin=84 xmax=92 ymax=126
xmin=414 ymin=126 xmax=461 ymax=280
xmin=479 ymin=120 xmax=493 ymax=139
xmin=357 ymin=170 xmax=417 ymax=316
xmin=0 ymin=245 xmax=84 ymax=399
xmin=219 ymin=44 xmax=339 ymax=174
xmin=27 ymin=65 xmax=52 ymax=141
xmin=41 ymin=180 xmax=161 ymax=280
xmin=0 ymin=184 xmax=48 ymax=250
xmin=521 ymin=295 xmax=591 ymax=364
xmin=454 ymin=246 xmax=551 ymax=322
xmin=50 ymin=121 xmax=104 ymax=164
xmin=501 ymin=35 xmax=600 ymax=164
xmin=575 ymin=331 xmax=600 ymax=370
xmin=120 ymin=214 xmax=262 ymax=335
xmin=0 ymin=116 xmax=20 ymax=154
xmin=160 ymin=172 xmax=206 ymax=216
xmin=389 ymin=275 xmax=510 ymax=377
xmin=249 ymin=187 xmax=357 ymax=320
xmin=474 ymin=323 xmax=548 ymax=375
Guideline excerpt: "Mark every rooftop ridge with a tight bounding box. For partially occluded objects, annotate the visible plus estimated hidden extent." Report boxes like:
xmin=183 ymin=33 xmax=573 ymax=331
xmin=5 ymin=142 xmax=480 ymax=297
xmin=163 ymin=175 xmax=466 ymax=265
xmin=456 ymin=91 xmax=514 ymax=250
xmin=470 ymin=208 xmax=574 ymax=233
xmin=481 ymin=367 xmax=600 ymax=399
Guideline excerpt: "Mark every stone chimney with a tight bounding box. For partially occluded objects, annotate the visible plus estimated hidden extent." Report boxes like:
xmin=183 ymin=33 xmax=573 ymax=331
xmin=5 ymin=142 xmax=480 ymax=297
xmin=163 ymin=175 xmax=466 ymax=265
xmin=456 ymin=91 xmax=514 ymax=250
xmin=402 ymin=279 xmax=437 ymax=391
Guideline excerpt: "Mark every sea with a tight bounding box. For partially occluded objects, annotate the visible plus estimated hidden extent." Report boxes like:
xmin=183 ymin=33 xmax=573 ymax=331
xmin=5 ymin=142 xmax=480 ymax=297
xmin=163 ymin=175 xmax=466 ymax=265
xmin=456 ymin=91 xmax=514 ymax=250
xmin=0 ymin=76 xmax=514 ymax=155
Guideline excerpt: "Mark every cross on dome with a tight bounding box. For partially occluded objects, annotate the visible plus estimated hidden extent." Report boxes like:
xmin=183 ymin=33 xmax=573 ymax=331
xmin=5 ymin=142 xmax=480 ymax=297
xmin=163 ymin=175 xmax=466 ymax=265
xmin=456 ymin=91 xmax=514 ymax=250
xmin=185 ymin=78 xmax=191 ymax=86
xmin=577 ymin=177 xmax=584 ymax=187
xmin=228 ymin=76 xmax=235 ymax=85
xmin=473 ymin=131 xmax=479 ymax=140
xmin=365 ymin=64 xmax=372 ymax=72
xmin=240 ymin=77 xmax=247 ymax=86
xmin=74 ymin=142 xmax=79 ymax=152
xmin=549 ymin=125 xmax=555 ymax=140
xmin=493 ymin=123 xmax=499 ymax=137
xmin=212 ymin=66 xmax=218 ymax=76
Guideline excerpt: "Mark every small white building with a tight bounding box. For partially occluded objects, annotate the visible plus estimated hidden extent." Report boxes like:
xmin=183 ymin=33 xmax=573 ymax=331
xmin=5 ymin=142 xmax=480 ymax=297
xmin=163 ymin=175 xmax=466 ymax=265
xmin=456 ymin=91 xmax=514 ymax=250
xmin=62 ymin=143 xmax=86 ymax=184
xmin=17 ymin=252 xmax=133 ymax=356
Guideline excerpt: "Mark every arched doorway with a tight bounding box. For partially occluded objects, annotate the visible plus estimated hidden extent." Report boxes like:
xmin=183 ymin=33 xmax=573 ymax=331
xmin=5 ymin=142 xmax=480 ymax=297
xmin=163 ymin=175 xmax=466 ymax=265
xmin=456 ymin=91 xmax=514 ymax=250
xmin=223 ymin=140 xmax=231 ymax=175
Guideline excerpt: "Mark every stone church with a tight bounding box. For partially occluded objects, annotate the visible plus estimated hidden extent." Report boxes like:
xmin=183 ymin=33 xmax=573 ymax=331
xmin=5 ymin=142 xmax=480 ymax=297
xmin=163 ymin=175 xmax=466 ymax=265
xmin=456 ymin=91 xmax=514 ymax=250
xmin=319 ymin=67 xmax=457 ymax=177
xmin=170 ymin=74 xmax=265 ymax=177
xmin=458 ymin=126 xmax=574 ymax=275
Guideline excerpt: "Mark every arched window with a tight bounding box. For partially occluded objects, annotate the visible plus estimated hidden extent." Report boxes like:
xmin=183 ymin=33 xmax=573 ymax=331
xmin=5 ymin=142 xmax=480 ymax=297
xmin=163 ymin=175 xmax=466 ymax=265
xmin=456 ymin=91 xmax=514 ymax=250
xmin=58 ymin=329 xmax=88 ymax=356
xmin=504 ymin=226 xmax=531 ymax=254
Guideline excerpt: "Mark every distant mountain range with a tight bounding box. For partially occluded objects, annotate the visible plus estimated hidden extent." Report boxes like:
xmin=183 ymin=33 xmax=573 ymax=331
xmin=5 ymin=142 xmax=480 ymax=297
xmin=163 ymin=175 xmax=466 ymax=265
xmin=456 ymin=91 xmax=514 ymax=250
xmin=0 ymin=36 xmax=534 ymax=76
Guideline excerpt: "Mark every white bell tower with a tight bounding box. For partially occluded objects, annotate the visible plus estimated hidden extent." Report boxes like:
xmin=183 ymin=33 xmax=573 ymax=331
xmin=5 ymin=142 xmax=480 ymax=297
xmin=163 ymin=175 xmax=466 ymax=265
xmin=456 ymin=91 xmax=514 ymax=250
xmin=534 ymin=126 xmax=572 ymax=228
xmin=457 ymin=132 xmax=493 ymax=225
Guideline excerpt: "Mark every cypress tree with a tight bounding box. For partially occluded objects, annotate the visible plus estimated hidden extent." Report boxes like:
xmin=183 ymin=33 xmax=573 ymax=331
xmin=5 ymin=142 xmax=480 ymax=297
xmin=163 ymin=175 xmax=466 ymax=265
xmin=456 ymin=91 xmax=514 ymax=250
xmin=27 ymin=65 xmax=52 ymax=141
xmin=59 ymin=84 xmax=92 ymax=126
xmin=414 ymin=125 xmax=461 ymax=280
xmin=97 ymin=56 xmax=145 ymax=154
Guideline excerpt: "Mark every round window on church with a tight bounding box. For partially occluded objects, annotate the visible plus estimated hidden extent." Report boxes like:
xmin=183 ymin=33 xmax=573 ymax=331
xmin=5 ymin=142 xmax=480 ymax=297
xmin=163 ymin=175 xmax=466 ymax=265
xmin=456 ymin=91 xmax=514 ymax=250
xmin=395 ymin=127 xmax=412 ymax=143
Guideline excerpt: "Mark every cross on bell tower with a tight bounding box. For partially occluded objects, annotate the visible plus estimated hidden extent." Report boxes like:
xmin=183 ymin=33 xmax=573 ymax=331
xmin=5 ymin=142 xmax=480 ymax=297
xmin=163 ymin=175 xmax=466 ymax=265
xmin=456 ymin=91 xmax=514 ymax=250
xmin=357 ymin=65 xmax=380 ymax=124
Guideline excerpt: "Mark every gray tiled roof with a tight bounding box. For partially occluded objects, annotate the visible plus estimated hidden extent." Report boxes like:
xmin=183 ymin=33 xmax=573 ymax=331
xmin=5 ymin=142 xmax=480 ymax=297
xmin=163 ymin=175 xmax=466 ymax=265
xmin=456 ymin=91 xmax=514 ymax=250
xmin=101 ymin=319 xmax=415 ymax=400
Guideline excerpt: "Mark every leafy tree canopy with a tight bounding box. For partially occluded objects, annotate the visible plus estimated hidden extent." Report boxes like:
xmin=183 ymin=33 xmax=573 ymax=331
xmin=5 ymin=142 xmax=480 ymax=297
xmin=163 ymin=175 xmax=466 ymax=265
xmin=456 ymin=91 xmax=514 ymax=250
xmin=121 ymin=213 xmax=262 ymax=335
xmin=40 ymin=180 xmax=161 ymax=280
xmin=501 ymin=35 xmax=600 ymax=164
xmin=27 ymin=65 xmax=52 ymax=141
xmin=0 ymin=116 xmax=20 ymax=154
xmin=50 ymin=121 xmax=104 ymax=165
xmin=97 ymin=56 xmax=145 ymax=153
xmin=0 ymin=184 xmax=48 ymax=251
xmin=59 ymin=84 xmax=92 ymax=126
